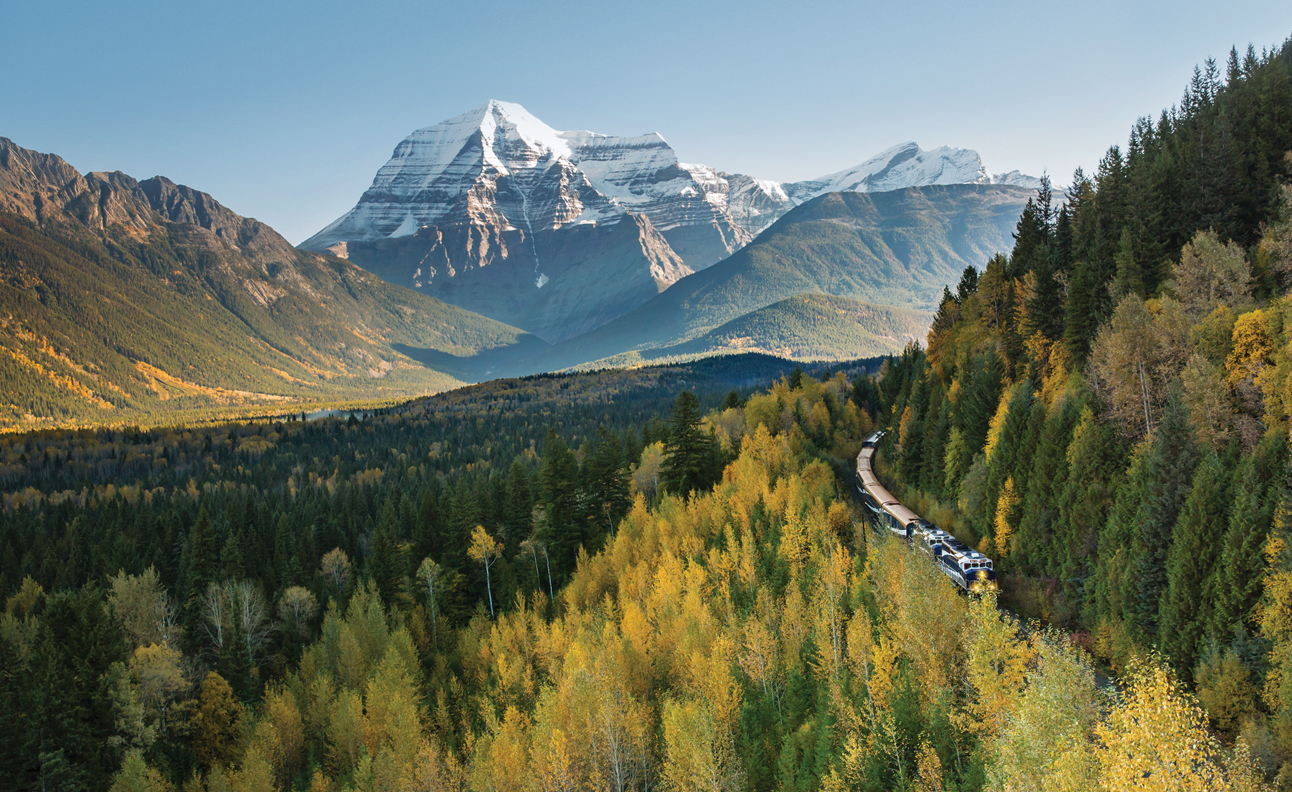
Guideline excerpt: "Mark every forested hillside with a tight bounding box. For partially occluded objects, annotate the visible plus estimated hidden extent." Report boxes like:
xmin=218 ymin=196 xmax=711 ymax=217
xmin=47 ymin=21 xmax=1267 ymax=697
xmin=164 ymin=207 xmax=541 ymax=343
xmin=867 ymin=33 xmax=1292 ymax=781
xmin=0 ymin=361 xmax=1269 ymax=792
xmin=4 ymin=31 xmax=1292 ymax=792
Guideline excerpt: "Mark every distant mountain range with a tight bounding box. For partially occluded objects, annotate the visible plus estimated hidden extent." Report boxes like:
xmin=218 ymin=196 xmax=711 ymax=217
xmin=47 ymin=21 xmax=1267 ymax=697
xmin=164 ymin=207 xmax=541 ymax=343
xmin=0 ymin=123 xmax=1038 ymax=428
xmin=534 ymin=185 xmax=1028 ymax=371
xmin=302 ymin=100 xmax=1040 ymax=342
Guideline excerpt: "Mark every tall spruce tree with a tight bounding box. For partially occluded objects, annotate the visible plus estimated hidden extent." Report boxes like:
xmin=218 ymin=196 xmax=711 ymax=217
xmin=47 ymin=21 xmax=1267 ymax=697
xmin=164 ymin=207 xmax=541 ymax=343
xmin=662 ymin=390 xmax=718 ymax=497
xmin=1159 ymin=451 xmax=1229 ymax=680
xmin=1210 ymin=437 xmax=1287 ymax=641
xmin=1128 ymin=387 xmax=1198 ymax=640
xmin=539 ymin=430 xmax=581 ymax=580
xmin=1092 ymin=440 xmax=1150 ymax=626
xmin=186 ymin=506 xmax=217 ymax=614
xmin=369 ymin=501 xmax=403 ymax=610
xmin=584 ymin=427 xmax=631 ymax=536
xmin=1111 ymin=227 xmax=1147 ymax=299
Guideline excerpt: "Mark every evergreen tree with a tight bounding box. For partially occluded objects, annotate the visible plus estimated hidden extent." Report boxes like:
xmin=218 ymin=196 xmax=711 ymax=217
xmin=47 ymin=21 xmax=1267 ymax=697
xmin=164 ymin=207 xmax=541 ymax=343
xmin=584 ymin=427 xmax=631 ymax=536
xmin=1111 ymin=227 xmax=1146 ymax=299
xmin=539 ymin=430 xmax=581 ymax=580
xmin=1092 ymin=442 xmax=1149 ymax=626
xmin=1063 ymin=259 xmax=1100 ymax=364
xmin=1008 ymin=198 xmax=1050 ymax=279
xmin=951 ymin=351 xmax=1004 ymax=492
xmin=956 ymin=265 xmax=979 ymax=302
xmin=1024 ymin=250 xmax=1064 ymax=345
xmin=919 ymin=394 xmax=951 ymax=498
xmin=503 ymin=458 xmax=533 ymax=541
xmin=369 ymin=501 xmax=403 ymax=610
xmin=1014 ymin=395 xmax=1082 ymax=578
xmin=219 ymin=530 xmax=244 ymax=582
xmin=185 ymin=507 xmax=217 ymax=613
xmin=272 ymin=514 xmax=302 ymax=590
xmin=1210 ymin=437 xmax=1286 ymax=641
xmin=1129 ymin=387 xmax=1198 ymax=640
xmin=26 ymin=591 xmax=126 ymax=791
xmin=662 ymin=390 xmax=718 ymax=497
xmin=0 ymin=630 xmax=23 ymax=788
xmin=1159 ymin=451 xmax=1229 ymax=680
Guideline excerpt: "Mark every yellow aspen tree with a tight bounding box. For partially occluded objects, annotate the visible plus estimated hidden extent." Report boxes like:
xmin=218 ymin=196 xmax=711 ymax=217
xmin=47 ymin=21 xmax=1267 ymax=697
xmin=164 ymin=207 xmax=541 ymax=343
xmin=471 ymin=707 xmax=531 ymax=792
xmin=364 ymin=644 xmax=424 ymax=768
xmin=190 ymin=672 xmax=244 ymax=769
xmin=987 ymin=632 xmax=1100 ymax=792
xmin=108 ymin=750 xmax=171 ymax=792
xmin=227 ymin=747 xmax=276 ymax=792
xmin=412 ymin=740 xmax=468 ymax=792
xmin=530 ymin=688 xmax=578 ymax=792
xmin=984 ymin=384 xmax=1018 ymax=462
xmin=960 ymin=593 xmax=1033 ymax=749
xmin=993 ymin=477 xmax=1018 ymax=558
xmin=778 ymin=509 xmax=808 ymax=572
xmin=1095 ymin=656 xmax=1230 ymax=792
xmin=868 ymin=535 xmax=966 ymax=698
xmin=812 ymin=546 xmax=851 ymax=680
xmin=260 ymin=689 xmax=304 ymax=783
xmin=468 ymin=525 xmax=503 ymax=618
xmin=1226 ymin=309 xmax=1273 ymax=388
xmin=914 ymin=739 xmax=943 ymax=792
xmin=661 ymin=698 xmax=743 ymax=792
xmin=129 ymin=642 xmax=189 ymax=738
xmin=738 ymin=615 xmax=781 ymax=712
xmin=326 ymin=691 xmax=367 ymax=775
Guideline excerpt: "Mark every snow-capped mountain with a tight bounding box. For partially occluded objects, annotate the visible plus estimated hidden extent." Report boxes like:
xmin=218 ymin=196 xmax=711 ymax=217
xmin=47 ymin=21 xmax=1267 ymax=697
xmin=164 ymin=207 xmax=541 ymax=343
xmin=302 ymin=101 xmax=1041 ymax=342
xmin=783 ymin=142 xmax=1044 ymax=206
xmin=302 ymin=101 xmax=767 ymax=272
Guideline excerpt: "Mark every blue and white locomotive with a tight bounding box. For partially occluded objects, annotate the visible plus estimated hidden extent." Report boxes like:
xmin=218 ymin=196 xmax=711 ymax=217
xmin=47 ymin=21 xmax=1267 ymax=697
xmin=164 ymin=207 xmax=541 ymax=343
xmin=856 ymin=431 xmax=997 ymax=593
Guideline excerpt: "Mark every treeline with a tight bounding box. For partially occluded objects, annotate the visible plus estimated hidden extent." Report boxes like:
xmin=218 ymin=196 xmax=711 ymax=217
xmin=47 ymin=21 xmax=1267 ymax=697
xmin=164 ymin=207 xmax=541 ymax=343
xmin=0 ymin=357 xmax=818 ymax=610
xmin=872 ymin=33 xmax=1292 ymax=782
xmin=4 ymin=363 xmax=1272 ymax=792
xmin=0 ymin=350 xmax=866 ymax=790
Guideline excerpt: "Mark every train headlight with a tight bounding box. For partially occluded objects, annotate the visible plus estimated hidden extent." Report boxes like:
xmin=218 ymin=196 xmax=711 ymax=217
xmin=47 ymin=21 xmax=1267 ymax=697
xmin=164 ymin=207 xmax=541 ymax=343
xmin=969 ymin=577 xmax=998 ymax=595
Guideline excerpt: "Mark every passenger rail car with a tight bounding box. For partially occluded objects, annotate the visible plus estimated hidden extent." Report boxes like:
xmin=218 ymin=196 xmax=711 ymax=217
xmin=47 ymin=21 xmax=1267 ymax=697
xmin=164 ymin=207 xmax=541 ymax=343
xmin=856 ymin=431 xmax=997 ymax=593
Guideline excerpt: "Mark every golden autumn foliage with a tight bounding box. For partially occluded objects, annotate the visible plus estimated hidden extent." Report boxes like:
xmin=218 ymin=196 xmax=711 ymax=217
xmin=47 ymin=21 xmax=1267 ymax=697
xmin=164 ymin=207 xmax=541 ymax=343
xmin=135 ymin=372 xmax=1282 ymax=792
xmin=1095 ymin=658 xmax=1231 ymax=792
xmin=992 ymin=477 xmax=1018 ymax=558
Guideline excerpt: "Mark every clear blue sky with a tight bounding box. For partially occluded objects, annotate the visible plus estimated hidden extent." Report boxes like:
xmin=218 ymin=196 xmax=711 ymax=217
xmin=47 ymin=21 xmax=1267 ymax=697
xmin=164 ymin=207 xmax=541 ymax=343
xmin=4 ymin=0 xmax=1290 ymax=244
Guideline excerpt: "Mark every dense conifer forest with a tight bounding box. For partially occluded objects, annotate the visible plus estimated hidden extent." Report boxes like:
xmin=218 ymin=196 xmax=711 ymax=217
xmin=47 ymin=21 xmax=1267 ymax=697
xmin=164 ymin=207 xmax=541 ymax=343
xmin=4 ymin=32 xmax=1292 ymax=792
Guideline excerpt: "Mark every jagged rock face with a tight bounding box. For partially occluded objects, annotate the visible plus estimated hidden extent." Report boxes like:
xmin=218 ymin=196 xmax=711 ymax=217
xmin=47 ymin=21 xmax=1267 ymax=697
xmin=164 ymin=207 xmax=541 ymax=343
xmin=340 ymin=211 xmax=690 ymax=343
xmin=0 ymin=137 xmax=325 ymax=307
xmin=304 ymin=102 xmax=1042 ymax=339
xmin=301 ymin=101 xmax=757 ymax=271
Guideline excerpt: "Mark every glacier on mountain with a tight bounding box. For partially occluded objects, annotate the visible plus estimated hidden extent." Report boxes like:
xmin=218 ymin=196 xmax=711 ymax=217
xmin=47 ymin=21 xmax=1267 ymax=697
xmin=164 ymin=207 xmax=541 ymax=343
xmin=298 ymin=101 xmax=1041 ymax=344
xmin=302 ymin=100 xmax=1041 ymax=256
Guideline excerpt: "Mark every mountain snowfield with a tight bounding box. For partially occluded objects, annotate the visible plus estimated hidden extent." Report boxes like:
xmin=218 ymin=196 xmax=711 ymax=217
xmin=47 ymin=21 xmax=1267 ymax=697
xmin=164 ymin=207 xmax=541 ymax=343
xmin=304 ymin=99 xmax=1040 ymax=254
xmin=301 ymin=100 xmax=1041 ymax=343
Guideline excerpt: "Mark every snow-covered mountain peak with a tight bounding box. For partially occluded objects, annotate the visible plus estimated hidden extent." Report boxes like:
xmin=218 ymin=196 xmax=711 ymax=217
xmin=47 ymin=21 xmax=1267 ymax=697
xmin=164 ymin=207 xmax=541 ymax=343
xmin=786 ymin=142 xmax=991 ymax=203
xmin=302 ymin=104 xmax=1042 ymax=263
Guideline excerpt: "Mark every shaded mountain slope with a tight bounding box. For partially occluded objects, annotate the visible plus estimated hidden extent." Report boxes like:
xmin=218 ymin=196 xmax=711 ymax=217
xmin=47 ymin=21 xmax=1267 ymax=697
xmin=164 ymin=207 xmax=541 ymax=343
xmin=569 ymin=294 xmax=930 ymax=370
xmin=543 ymin=184 xmax=1031 ymax=368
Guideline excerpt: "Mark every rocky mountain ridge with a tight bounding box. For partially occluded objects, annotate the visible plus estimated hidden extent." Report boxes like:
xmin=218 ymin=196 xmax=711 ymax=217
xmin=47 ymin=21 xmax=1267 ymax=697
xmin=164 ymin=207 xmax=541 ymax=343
xmin=0 ymin=136 xmax=536 ymax=428
xmin=301 ymin=101 xmax=1041 ymax=341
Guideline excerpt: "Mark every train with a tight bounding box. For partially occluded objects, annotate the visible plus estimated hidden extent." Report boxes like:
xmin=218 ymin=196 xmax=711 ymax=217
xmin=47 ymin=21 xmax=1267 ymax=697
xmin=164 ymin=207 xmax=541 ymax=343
xmin=856 ymin=431 xmax=997 ymax=593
